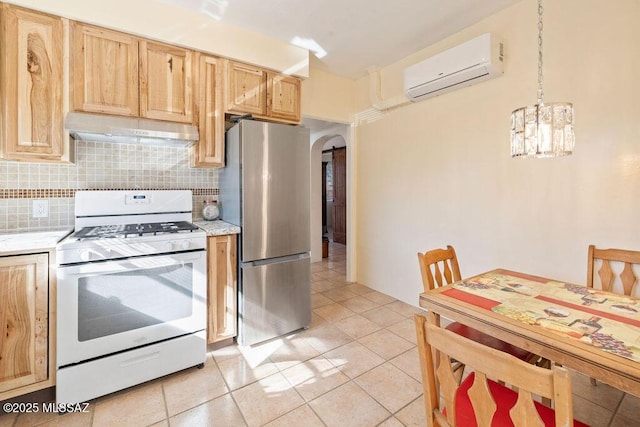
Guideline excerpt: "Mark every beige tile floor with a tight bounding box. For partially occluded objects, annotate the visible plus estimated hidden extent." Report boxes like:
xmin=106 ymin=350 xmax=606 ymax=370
xmin=2 ymin=241 xmax=640 ymax=426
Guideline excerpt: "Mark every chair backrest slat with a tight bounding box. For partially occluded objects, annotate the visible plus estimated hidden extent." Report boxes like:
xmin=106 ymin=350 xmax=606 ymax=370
xmin=598 ymin=259 xmax=615 ymax=292
xmin=437 ymin=355 xmax=459 ymax=425
xmin=621 ymin=262 xmax=637 ymax=296
xmin=433 ymin=262 xmax=444 ymax=287
xmin=510 ymin=389 xmax=546 ymax=427
xmin=467 ymin=371 xmax=497 ymax=426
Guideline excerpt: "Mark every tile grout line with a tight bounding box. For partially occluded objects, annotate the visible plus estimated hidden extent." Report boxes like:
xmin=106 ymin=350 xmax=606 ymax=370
xmin=607 ymin=391 xmax=627 ymax=427
xmin=207 ymin=351 xmax=252 ymax=426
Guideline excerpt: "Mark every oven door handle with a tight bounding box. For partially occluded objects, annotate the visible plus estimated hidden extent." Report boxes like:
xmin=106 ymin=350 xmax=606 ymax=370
xmin=57 ymin=251 xmax=204 ymax=276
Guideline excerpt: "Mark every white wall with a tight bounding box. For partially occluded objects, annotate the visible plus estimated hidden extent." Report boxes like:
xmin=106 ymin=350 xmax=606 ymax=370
xmin=6 ymin=0 xmax=309 ymax=76
xmin=303 ymin=68 xmax=356 ymax=123
xmin=354 ymin=0 xmax=640 ymax=305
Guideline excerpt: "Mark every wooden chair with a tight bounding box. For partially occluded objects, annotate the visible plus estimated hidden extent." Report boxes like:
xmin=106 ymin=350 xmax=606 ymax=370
xmin=415 ymin=313 xmax=588 ymax=427
xmin=587 ymin=245 xmax=640 ymax=296
xmin=585 ymin=245 xmax=640 ymax=385
xmin=417 ymin=245 xmax=541 ymax=383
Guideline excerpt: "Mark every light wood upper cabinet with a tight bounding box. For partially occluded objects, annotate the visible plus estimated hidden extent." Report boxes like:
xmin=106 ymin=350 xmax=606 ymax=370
xmin=0 ymin=253 xmax=49 ymax=394
xmin=226 ymin=61 xmax=267 ymax=116
xmin=225 ymin=60 xmax=301 ymax=123
xmin=0 ymin=4 xmax=69 ymax=162
xmin=267 ymin=71 xmax=301 ymax=123
xmin=140 ymin=41 xmax=193 ymax=123
xmin=71 ymin=22 xmax=138 ymax=117
xmin=71 ymin=23 xmax=194 ymax=123
xmin=192 ymin=54 xmax=224 ymax=167
xmin=207 ymin=234 xmax=237 ymax=344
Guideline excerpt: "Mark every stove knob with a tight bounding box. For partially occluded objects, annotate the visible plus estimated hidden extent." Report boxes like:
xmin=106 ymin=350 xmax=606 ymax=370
xmin=80 ymin=250 xmax=94 ymax=261
xmin=170 ymin=241 xmax=189 ymax=251
xmin=172 ymin=240 xmax=190 ymax=250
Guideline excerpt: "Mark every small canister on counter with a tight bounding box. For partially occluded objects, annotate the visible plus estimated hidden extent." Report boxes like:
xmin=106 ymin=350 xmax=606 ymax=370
xmin=202 ymin=199 xmax=220 ymax=221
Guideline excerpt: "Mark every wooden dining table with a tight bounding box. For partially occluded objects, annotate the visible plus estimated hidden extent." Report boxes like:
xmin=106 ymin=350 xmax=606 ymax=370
xmin=419 ymin=268 xmax=640 ymax=397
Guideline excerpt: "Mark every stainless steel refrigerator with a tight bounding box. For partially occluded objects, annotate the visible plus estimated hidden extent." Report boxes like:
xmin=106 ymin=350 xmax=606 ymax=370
xmin=219 ymin=120 xmax=311 ymax=346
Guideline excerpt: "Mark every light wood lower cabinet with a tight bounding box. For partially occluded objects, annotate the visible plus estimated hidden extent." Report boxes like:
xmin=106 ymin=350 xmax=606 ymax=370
xmin=0 ymin=253 xmax=49 ymax=396
xmin=207 ymin=234 xmax=237 ymax=344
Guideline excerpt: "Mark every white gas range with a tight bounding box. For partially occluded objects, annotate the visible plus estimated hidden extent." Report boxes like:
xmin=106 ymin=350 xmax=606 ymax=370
xmin=56 ymin=190 xmax=207 ymax=404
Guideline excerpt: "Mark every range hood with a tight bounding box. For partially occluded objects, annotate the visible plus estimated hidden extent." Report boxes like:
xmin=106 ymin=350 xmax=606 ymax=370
xmin=65 ymin=112 xmax=199 ymax=146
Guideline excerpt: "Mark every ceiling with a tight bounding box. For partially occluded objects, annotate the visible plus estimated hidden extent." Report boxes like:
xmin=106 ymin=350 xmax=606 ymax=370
xmin=160 ymin=0 xmax=521 ymax=79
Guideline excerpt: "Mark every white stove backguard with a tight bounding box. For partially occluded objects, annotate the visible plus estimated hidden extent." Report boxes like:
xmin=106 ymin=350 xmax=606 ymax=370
xmin=74 ymin=190 xmax=194 ymax=228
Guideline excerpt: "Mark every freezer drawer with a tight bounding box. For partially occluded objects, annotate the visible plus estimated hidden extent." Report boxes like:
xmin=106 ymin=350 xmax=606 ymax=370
xmin=238 ymin=254 xmax=311 ymax=346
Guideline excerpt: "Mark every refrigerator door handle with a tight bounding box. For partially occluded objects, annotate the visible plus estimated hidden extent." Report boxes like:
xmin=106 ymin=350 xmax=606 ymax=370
xmin=241 ymin=252 xmax=310 ymax=268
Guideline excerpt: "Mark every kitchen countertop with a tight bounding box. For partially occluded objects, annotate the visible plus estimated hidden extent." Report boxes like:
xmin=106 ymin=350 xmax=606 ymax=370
xmin=0 ymin=229 xmax=73 ymax=253
xmin=194 ymin=220 xmax=241 ymax=236
xmin=0 ymin=221 xmax=240 ymax=253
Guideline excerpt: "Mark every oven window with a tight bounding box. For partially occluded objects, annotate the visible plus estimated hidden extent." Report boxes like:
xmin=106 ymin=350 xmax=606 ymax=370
xmin=77 ymin=263 xmax=194 ymax=341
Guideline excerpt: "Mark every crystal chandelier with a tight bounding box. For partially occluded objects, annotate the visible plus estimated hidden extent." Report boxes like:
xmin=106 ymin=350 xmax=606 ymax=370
xmin=510 ymin=0 xmax=574 ymax=158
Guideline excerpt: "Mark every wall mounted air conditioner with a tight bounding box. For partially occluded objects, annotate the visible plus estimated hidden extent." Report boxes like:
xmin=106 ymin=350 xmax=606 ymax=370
xmin=404 ymin=33 xmax=504 ymax=102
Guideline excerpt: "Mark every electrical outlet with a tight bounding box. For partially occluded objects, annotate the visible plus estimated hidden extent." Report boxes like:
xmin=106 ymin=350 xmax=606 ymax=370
xmin=33 ymin=200 xmax=49 ymax=218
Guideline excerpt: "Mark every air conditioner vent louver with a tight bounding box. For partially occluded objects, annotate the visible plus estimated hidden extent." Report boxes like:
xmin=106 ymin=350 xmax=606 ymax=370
xmin=404 ymin=33 xmax=504 ymax=102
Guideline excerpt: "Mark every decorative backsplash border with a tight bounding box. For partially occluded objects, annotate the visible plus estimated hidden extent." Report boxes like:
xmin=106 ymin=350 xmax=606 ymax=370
xmin=0 ymin=190 xmax=220 ymax=233
xmin=0 ymin=140 xmax=221 ymax=233
xmin=0 ymin=189 xmax=76 ymax=199
xmin=0 ymin=188 xmax=219 ymax=199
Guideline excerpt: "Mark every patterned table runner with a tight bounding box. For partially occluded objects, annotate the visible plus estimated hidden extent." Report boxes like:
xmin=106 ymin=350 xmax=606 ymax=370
xmin=443 ymin=270 xmax=640 ymax=362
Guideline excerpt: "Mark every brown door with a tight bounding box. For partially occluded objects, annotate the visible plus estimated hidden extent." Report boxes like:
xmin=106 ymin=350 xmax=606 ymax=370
xmin=322 ymin=161 xmax=328 ymax=234
xmin=332 ymin=148 xmax=347 ymax=244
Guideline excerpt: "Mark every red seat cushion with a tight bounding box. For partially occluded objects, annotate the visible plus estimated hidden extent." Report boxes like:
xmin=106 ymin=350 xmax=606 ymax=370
xmin=446 ymin=322 xmax=535 ymax=361
xmin=450 ymin=372 xmax=590 ymax=427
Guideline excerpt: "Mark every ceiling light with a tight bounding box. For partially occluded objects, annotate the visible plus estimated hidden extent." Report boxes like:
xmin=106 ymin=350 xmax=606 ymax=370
xmin=510 ymin=0 xmax=574 ymax=158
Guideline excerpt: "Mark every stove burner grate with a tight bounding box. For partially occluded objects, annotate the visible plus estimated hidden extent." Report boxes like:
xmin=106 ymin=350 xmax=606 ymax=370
xmin=72 ymin=221 xmax=200 ymax=240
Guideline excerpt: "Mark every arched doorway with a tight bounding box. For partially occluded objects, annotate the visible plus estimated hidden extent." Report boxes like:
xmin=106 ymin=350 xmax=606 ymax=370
xmin=309 ymin=129 xmax=348 ymax=250
xmin=306 ymin=117 xmax=354 ymax=282
xmin=310 ymin=133 xmax=344 ymax=260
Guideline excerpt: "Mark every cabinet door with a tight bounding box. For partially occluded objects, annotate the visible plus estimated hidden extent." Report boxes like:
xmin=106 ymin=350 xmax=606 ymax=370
xmin=71 ymin=22 xmax=139 ymax=116
xmin=226 ymin=61 xmax=266 ymax=116
xmin=0 ymin=254 xmax=48 ymax=393
xmin=192 ymin=54 xmax=224 ymax=167
xmin=267 ymin=72 xmax=301 ymax=123
xmin=140 ymin=41 xmax=193 ymax=123
xmin=0 ymin=5 xmax=65 ymax=162
xmin=207 ymin=235 xmax=237 ymax=343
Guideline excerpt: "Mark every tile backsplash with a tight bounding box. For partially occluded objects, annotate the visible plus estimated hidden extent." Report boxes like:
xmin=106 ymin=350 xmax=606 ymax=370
xmin=0 ymin=141 xmax=219 ymax=233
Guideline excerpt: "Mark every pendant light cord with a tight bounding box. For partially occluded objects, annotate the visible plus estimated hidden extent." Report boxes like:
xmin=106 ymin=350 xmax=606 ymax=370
xmin=537 ymin=0 xmax=544 ymax=105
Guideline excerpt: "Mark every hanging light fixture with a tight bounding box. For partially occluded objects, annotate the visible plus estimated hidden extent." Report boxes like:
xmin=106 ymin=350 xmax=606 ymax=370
xmin=510 ymin=0 xmax=574 ymax=158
